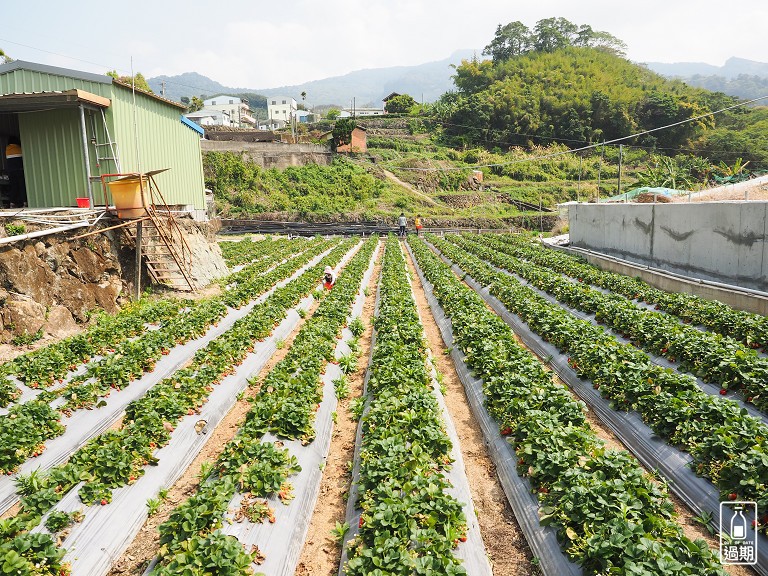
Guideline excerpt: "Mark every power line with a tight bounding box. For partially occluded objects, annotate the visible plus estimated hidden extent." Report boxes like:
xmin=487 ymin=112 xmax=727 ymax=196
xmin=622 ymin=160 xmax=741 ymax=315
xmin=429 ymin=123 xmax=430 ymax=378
xmin=387 ymin=94 xmax=768 ymax=172
xmin=0 ymin=36 xmax=268 ymax=104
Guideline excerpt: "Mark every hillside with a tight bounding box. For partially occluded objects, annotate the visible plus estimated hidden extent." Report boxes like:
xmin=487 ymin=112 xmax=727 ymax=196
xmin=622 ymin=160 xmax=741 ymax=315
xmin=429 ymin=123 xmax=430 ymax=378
xmin=646 ymin=56 xmax=768 ymax=79
xmin=148 ymin=50 xmax=476 ymax=106
xmin=646 ymin=56 xmax=768 ymax=101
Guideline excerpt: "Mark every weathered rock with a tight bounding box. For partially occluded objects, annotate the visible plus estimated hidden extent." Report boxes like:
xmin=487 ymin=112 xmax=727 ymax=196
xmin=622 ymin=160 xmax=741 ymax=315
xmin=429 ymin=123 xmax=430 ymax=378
xmin=91 ymin=277 xmax=122 ymax=314
xmin=72 ymin=247 xmax=111 ymax=283
xmin=34 ymin=241 xmax=46 ymax=257
xmin=43 ymin=305 xmax=79 ymax=338
xmin=5 ymin=298 xmax=46 ymax=337
xmin=0 ymin=245 xmax=56 ymax=305
xmin=56 ymin=275 xmax=97 ymax=322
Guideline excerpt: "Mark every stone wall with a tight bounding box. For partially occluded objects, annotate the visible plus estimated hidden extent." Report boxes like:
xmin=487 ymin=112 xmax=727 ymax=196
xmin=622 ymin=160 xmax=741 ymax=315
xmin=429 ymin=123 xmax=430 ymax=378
xmin=0 ymin=227 xmax=125 ymax=342
xmin=0 ymin=217 xmax=229 ymax=344
xmin=201 ymin=140 xmax=333 ymax=169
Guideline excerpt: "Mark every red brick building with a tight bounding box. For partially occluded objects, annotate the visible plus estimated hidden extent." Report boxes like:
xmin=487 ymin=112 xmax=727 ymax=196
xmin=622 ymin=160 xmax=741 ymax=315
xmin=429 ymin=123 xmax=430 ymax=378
xmin=323 ymin=126 xmax=367 ymax=153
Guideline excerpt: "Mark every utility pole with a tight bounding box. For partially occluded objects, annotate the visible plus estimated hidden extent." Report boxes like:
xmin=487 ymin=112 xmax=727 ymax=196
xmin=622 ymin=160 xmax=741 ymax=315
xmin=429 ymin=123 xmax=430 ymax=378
xmin=161 ymin=81 xmax=166 ymax=97
xmin=577 ymin=154 xmax=582 ymax=203
xmin=618 ymin=144 xmax=624 ymax=201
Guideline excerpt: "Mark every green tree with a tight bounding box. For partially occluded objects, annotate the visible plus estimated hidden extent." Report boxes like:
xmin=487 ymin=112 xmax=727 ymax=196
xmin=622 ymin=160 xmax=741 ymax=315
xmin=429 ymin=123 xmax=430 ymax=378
xmin=482 ymin=21 xmax=532 ymax=62
xmin=106 ymin=70 xmax=153 ymax=93
xmin=331 ymin=118 xmax=356 ymax=150
xmin=326 ymin=108 xmax=341 ymax=120
xmin=385 ymin=94 xmax=417 ymax=114
xmin=533 ymin=17 xmax=578 ymax=52
xmin=0 ymin=48 xmax=11 ymax=64
xmin=188 ymin=96 xmax=204 ymax=113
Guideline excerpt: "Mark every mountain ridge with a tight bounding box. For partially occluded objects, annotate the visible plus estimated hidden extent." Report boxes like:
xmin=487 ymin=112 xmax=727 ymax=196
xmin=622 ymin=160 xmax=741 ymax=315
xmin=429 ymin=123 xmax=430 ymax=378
xmin=148 ymin=49 xmax=477 ymax=106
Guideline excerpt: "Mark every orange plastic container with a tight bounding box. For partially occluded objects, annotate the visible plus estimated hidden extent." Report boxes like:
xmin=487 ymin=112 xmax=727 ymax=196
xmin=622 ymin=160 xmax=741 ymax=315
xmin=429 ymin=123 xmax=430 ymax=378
xmin=75 ymin=197 xmax=90 ymax=208
xmin=107 ymin=176 xmax=149 ymax=218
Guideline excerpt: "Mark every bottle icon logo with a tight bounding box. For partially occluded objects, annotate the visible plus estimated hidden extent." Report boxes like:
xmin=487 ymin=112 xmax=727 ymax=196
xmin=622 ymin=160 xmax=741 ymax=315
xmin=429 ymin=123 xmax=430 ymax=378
xmin=720 ymin=501 xmax=758 ymax=565
xmin=730 ymin=506 xmax=746 ymax=540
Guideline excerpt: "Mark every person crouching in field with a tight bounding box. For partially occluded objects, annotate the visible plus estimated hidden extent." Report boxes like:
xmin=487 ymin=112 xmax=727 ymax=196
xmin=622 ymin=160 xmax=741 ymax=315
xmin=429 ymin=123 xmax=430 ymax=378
xmin=323 ymin=266 xmax=336 ymax=290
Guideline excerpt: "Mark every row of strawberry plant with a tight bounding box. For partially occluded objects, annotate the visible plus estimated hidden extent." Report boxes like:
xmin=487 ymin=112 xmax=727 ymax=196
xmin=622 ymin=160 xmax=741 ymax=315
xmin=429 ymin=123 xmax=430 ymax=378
xmin=149 ymin=237 xmax=378 ymax=574
xmin=426 ymin=234 xmax=768 ymax=532
xmin=0 ymin=298 xmax=184 ymax=397
xmin=408 ymin=236 xmax=727 ymax=575
xmin=0 ymin=240 xmax=357 ymax=576
xmin=4 ymin=235 xmax=317 ymax=397
xmin=219 ymin=235 xmax=289 ymax=266
xmin=0 ymin=238 xmax=338 ymax=475
xmin=344 ymin=237 xmax=468 ymax=575
xmin=8 ymin=240 xmax=355 ymax=528
xmin=497 ymin=233 xmax=768 ymax=349
xmin=456 ymin=233 xmax=768 ymax=414
xmin=218 ymin=236 xmax=317 ymax=294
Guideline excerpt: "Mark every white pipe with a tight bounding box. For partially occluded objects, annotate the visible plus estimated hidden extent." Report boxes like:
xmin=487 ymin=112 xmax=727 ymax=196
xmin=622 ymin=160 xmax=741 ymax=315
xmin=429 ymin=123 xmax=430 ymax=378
xmin=0 ymin=220 xmax=92 ymax=245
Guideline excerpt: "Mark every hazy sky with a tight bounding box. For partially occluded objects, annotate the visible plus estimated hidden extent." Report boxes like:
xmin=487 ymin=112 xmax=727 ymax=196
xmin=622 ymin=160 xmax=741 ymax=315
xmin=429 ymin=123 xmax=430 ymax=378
xmin=2 ymin=0 xmax=767 ymax=90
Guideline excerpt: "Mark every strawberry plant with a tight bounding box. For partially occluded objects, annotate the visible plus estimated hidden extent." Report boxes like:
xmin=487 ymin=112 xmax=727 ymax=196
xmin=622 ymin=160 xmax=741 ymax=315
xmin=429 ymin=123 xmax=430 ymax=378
xmin=496 ymin=233 xmax=768 ymax=350
xmin=457 ymin=233 xmax=768 ymax=414
xmin=409 ymin=236 xmax=729 ymax=574
xmin=345 ymin=237 xmax=467 ymax=576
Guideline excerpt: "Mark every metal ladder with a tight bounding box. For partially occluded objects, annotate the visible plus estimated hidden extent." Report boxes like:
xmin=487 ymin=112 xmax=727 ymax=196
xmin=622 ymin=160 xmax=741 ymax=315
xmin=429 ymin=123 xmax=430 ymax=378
xmin=119 ymin=173 xmax=195 ymax=292
xmin=90 ymin=109 xmax=121 ymax=178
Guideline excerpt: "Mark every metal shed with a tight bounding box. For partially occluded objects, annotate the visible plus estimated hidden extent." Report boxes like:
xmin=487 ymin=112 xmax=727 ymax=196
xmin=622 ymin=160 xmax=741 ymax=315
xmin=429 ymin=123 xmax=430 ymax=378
xmin=0 ymin=60 xmax=205 ymax=214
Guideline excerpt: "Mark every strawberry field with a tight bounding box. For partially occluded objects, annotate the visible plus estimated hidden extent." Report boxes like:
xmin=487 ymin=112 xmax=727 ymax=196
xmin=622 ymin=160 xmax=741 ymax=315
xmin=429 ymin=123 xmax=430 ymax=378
xmin=0 ymin=232 xmax=766 ymax=576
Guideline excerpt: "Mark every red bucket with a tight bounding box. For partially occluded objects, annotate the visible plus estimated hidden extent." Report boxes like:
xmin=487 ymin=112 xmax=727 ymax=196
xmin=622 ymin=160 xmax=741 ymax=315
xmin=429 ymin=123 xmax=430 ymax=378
xmin=76 ymin=197 xmax=90 ymax=208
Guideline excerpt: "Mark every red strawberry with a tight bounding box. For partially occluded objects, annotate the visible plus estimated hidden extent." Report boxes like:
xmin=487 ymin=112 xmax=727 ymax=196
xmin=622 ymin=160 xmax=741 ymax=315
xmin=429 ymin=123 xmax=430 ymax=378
xmin=459 ymin=535 xmax=467 ymax=542
xmin=729 ymin=493 xmax=738 ymax=501
xmin=358 ymin=517 xmax=364 ymax=528
xmin=100 ymin=499 xmax=108 ymax=506
xmin=719 ymin=389 xmax=727 ymax=395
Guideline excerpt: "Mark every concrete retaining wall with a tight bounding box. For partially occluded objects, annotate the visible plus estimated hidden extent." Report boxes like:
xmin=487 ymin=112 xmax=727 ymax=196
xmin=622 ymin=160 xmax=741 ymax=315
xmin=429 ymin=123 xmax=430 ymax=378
xmin=569 ymin=202 xmax=768 ymax=293
xmin=201 ymin=140 xmax=333 ymax=169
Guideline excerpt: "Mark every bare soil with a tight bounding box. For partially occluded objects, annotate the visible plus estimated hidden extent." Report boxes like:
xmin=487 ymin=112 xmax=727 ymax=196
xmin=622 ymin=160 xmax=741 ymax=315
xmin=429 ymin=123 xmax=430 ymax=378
xmin=403 ymin=245 xmax=536 ymax=576
xmin=108 ymin=295 xmax=324 ymax=576
xmin=295 ymin=243 xmax=382 ymax=576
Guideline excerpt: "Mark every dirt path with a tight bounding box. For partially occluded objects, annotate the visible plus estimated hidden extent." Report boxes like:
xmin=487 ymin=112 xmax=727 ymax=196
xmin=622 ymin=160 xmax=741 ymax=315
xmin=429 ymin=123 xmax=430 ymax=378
xmin=294 ymin=243 xmax=382 ymax=576
xmin=403 ymin=245 xmax=536 ymax=576
xmin=381 ymin=168 xmax=439 ymax=206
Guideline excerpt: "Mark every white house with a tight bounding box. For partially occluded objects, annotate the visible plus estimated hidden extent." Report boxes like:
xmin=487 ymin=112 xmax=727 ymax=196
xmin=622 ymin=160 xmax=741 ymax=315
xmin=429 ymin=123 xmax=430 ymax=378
xmin=184 ymin=107 xmax=231 ymax=127
xmin=203 ymin=95 xmax=255 ymax=127
xmin=258 ymin=118 xmax=287 ymax=130
xmin=267 ymin=96 xmax=297 ymax=123
xmin=341 ymin=107 xmax=385 ymax=117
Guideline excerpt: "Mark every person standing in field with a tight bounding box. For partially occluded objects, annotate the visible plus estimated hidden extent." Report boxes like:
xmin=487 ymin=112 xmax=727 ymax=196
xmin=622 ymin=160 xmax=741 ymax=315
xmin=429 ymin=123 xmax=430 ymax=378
xmin=414 ymin=214 xmax=423 ymax=237
xmin=398 ymin=212 xmax=407 ymax=237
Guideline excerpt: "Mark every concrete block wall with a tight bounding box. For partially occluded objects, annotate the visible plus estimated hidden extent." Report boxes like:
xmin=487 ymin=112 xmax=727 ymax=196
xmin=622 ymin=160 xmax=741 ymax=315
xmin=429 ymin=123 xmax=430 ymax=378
xmin=569 ymin=202 xmax=768 ymax=292
xmin=201 ymin=140 xmax=333 ymax=169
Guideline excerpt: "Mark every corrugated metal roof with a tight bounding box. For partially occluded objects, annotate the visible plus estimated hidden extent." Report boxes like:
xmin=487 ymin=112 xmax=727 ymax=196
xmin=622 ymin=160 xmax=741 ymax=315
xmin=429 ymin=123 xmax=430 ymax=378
xmin=0 ymin=60 xmax=111 ymax=85
xmin=180 ymin=115 xmax=204 ymax=136
xmin=0 ymin=89 xmax=110 ymax=112
xmin=111 ymin=80 xmax=186 ymax=110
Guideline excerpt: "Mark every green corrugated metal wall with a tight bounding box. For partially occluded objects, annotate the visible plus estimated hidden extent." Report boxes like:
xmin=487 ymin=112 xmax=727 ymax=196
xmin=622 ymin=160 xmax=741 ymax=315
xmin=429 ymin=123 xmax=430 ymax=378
xmin=19 ymin=109 xmax=87 ymax=207
xmin=0 ymin=67 xmax=205 ymax=209
xmin=111 ymin=85 xmax=205 ymax=208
